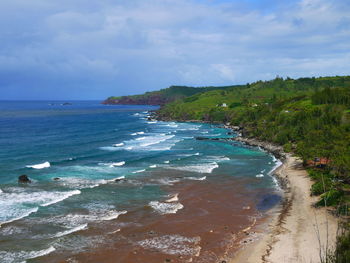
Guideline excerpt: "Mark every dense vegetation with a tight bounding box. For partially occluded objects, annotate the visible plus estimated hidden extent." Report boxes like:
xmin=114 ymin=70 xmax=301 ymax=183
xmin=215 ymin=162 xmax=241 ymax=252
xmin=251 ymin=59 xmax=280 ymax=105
xmin=159 ymin=76 xmax=350 ymax=261
xmin=103 ymin=85 xmax=238 ymax=105
xmin=159 ymin=76 xmax=350 ymax=207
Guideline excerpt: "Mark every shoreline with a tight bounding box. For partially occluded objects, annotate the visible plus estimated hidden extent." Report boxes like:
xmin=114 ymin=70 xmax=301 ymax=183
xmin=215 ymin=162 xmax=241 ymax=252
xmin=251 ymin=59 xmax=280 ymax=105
xmin=153 ymin=116 xmax=340 ymax=262
xmin=229 ymin=135 xmax=339 ymax=263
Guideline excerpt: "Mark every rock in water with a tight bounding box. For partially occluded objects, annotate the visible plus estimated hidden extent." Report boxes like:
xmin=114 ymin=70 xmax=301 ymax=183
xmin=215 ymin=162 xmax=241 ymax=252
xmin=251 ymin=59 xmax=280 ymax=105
xmin=18 ymin=175 xmax=31 ymax=183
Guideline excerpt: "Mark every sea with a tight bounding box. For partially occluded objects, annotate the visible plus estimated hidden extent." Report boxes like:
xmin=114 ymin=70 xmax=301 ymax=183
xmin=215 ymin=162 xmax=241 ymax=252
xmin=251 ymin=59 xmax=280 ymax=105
xmin=0 ymin=101 xmax=282 ymax=263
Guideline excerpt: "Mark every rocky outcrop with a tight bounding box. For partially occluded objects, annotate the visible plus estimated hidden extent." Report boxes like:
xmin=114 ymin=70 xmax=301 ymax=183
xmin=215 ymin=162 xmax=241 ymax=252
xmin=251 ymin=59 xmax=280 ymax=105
xmin=232 ymin=136 xmax=286 ymax=160
xmin=18 ymin=175 xmax=31 ymax=183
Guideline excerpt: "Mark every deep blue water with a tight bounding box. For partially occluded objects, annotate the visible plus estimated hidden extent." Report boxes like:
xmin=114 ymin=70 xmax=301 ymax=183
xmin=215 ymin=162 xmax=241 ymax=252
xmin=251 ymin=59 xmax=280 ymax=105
xmin=0 ymin=101 xmax=280 ymax=262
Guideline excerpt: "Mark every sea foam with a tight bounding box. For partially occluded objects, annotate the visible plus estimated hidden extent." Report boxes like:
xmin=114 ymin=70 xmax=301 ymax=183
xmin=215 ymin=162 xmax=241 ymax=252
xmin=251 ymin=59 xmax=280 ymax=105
xmin=0 ymin=189 xmax=81 ymax=225
xmin=100 ymin=210 xmax=127 ymax=221
xmin=138 ymin=235 xmax=201 ymax=256
xmin=169 ymin=162 xmax=218 ymax=174
xmin=41 ymin=190 xmax=81 ymax=207
xmin=55 ymin=223 xmax=88 ymax=238
xmin=0 ymin=246 xmax=56 ymax=263
xmin=149 ymin=201 xmax=183 ymax=214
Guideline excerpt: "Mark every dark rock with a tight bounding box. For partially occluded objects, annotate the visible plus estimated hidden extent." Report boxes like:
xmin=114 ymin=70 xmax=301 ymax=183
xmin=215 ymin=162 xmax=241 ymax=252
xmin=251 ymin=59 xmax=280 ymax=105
xmin=165 ymin=259 xmax=171 ymax=262
xmin=18 ymin=175 xmax=31 ymax=183
xmin=53 ymin=177 xmax=60 ymax=181
xmin=114 ymin=177 xmax=125 ymax=182
xmin=195 ymin=137 xmax=221 ymax=141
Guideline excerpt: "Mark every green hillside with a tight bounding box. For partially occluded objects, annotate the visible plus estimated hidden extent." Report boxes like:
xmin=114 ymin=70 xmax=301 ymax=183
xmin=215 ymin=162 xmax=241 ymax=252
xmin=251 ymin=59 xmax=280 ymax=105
xmin=103 ymin=85 xmax=242 ymax=105
xmin=159 ymin=76 xmax=350 ymax=212
xmin=159 ymin=76 xmax=350 ymax=121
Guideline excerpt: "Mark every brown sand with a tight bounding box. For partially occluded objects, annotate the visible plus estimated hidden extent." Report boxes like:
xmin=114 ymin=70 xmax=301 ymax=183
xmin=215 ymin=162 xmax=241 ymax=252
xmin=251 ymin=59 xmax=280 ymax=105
xmin=231 ymin=154 xmax=339 ymax=263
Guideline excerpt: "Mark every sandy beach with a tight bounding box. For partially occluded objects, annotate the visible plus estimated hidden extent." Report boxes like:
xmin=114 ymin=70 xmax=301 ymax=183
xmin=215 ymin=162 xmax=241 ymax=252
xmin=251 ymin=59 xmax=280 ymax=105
xmin=230 ymin=138 xmax=339 ymax=263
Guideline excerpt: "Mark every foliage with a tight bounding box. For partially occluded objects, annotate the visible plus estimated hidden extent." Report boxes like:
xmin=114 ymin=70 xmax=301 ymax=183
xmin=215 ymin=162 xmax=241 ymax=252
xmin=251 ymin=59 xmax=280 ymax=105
xmin=158 ymin=76 xmax=350 ymax=210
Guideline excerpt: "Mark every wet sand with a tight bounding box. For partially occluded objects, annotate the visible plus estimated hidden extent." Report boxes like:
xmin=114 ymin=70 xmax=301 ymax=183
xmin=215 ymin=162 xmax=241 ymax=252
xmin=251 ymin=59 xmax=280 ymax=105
xmin=231 ymin=154 xmax=339 ymax=263
xmin=38 ymin=172 xmax=279 ymax=263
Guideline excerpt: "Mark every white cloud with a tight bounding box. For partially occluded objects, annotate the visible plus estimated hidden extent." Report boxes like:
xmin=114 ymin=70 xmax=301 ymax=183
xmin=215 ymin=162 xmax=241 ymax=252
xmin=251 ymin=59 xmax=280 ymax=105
xmin=0 ymin=0 xmax=349 ymax=99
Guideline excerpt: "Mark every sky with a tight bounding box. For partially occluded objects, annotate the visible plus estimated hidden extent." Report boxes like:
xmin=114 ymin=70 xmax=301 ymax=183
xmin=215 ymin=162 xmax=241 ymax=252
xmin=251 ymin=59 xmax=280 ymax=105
xmin=0 ymin=0 xmax=349 ymax=100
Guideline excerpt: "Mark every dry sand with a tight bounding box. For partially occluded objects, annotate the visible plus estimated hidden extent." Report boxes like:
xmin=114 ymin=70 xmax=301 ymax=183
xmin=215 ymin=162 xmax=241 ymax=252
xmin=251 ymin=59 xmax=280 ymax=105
xmin=231 ymin=154 xmax=339 ymax=263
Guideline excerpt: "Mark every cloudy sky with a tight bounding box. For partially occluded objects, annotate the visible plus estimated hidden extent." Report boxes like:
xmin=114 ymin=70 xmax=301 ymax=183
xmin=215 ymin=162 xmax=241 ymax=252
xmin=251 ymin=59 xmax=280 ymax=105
xmin=1 ymin=0 xmax=349 ymax=100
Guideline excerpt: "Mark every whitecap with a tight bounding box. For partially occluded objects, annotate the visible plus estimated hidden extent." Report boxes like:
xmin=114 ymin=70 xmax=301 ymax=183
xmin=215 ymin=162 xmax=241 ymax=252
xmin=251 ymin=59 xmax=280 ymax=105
xmin=41 ymin=190 xmax=81 ymax=207
xmin=100 ymin=210 xmax=127 ymax=221
xmin=109 ymin=161 xmax=125 ymax=167
xmin=167 ymin=124 xmax=178 ymax=128
xmin=26 ymin=161 xmax=50 ymax=169
xmin=135 ymin=137 xmax=146 ymax=141
xmin=256 ymin=174 xmax=264 ymax=178
xmin=132 ymin=169 xmax=145 ymax=174
xmin=169 ymin=162 xmax=218 ymax=174
xmin=149 ymin=201 xmax=183 ymax=214
xmin=153 ymin=178 xmax=180 ymax=185
xmin=206 ymin=155 xmax=230 ymax=161
xmin=55 ymin=223 xmax=88 ymax=238
xmin=140 ymin=135 xmax=175 ymax=147
xmin=99 ymin=146 xmax=120 ymax=151
xmin=164 ymin=160 xmax=170 ymax=164
xmin=147 ymin=121 xmax=157 ymax=124
xmin=130 ymin=131 xmax=145 ymax=135
xmin=56 ymin=177 xmax=109 ymax=189
xmin=113 ymin=143 xmax=124 ymax=147
xmin=149 ymin=164 xmax=157 ymax=168
xmin=187 ymin=176 xmax=206 ymax=181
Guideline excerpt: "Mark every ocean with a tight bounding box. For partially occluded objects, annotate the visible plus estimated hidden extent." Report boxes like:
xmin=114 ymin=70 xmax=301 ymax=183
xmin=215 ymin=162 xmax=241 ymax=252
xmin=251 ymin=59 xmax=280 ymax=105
xmin=0 ymin=101 xmax=282 ymax=263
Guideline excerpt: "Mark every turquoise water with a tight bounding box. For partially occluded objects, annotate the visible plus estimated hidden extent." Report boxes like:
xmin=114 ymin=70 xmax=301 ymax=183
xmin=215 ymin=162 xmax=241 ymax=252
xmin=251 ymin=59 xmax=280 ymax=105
xmin=0 ymin=101 xmax=280 ymax=262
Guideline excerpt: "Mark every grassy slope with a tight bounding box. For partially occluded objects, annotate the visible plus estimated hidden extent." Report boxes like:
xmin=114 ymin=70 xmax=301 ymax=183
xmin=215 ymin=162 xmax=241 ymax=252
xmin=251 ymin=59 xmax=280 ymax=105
xmin=159 ymin=76 xmax=350 ymax=120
